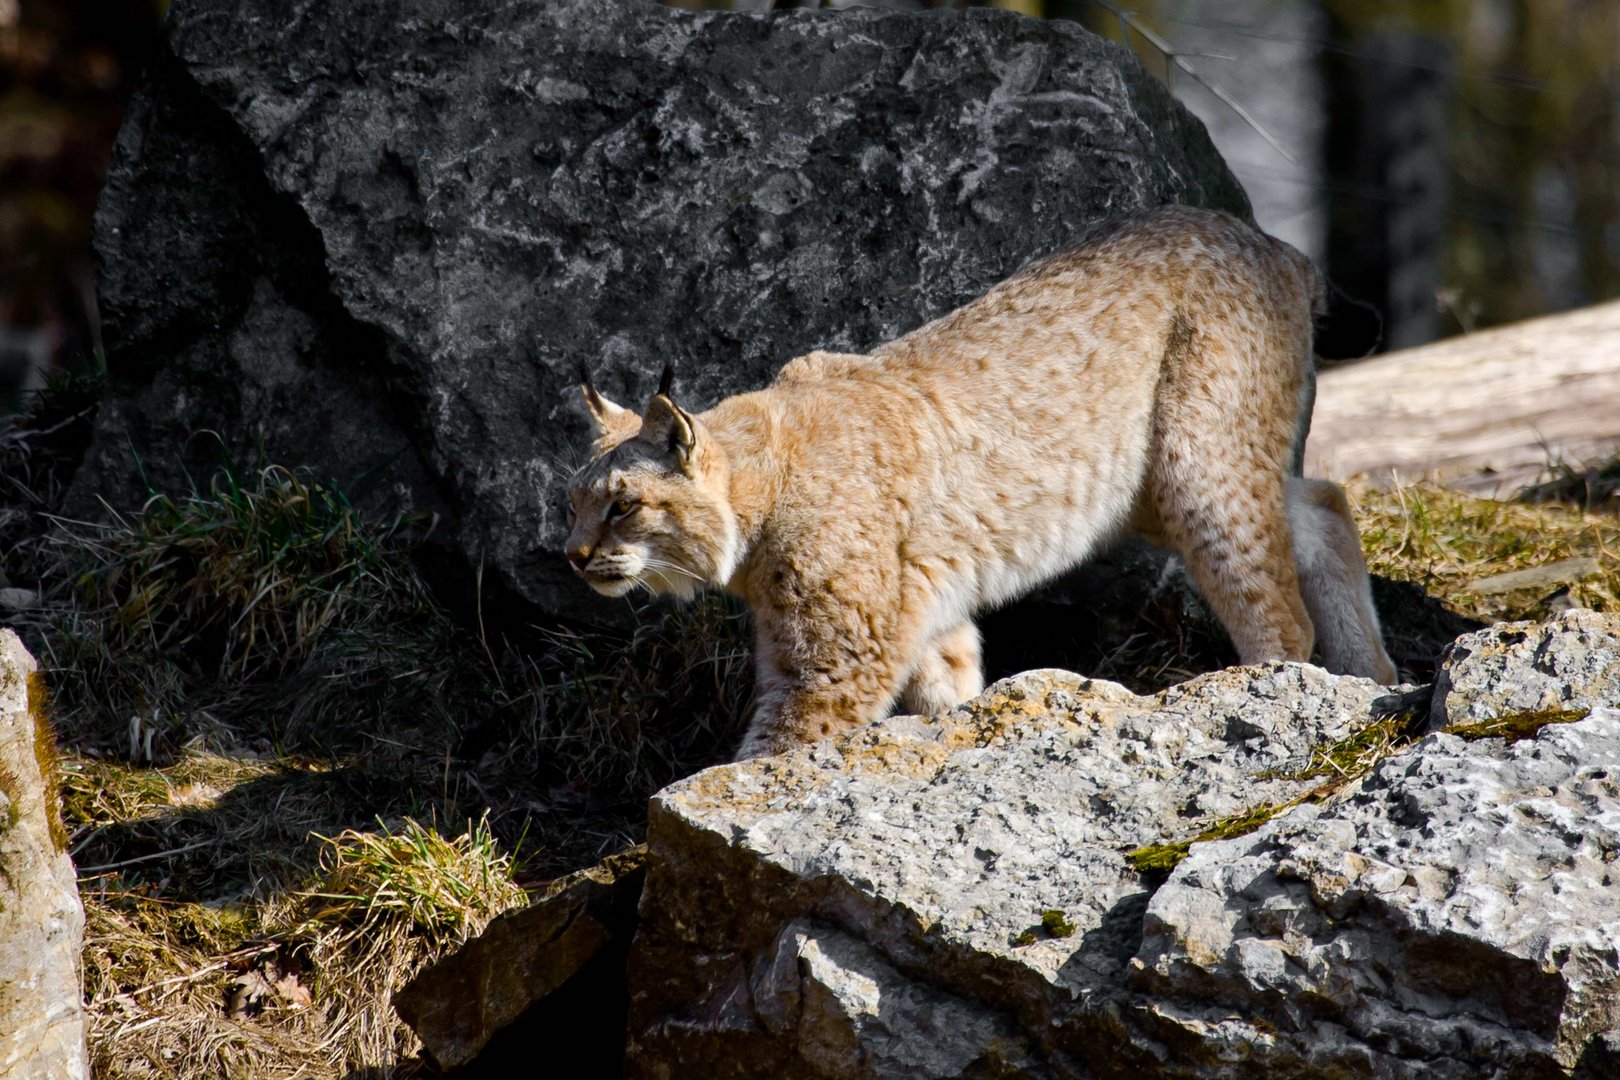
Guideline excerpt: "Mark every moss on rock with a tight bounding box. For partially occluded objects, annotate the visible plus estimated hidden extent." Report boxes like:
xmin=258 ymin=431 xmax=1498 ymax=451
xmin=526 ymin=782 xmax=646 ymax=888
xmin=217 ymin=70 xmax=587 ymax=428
xmin=1447 ymin=707 xmax=1589 ymax=744
xmin=25 ymin=670 xmax=66 ymax=854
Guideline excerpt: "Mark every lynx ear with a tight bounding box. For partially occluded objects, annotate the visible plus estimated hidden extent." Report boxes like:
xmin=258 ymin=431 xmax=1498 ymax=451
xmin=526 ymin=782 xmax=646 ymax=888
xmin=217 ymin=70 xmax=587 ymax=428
xmin=577 ymin=362 xmax=640 ymax=445
xmin=641 ymin=393 xmax=697 ymax=474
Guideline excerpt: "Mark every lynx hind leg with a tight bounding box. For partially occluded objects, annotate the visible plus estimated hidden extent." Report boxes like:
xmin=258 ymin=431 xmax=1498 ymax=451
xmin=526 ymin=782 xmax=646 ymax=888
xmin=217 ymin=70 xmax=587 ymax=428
xmin=1287 ymin=478 xmax=1398 ymax=684
xmin=1152 ymin=465 xmax=1315 ymax=667
xmin=898 ymin=622 xmax=984 ymax=716
xmin=1149 ymin=339 xmax=1315 ymax=668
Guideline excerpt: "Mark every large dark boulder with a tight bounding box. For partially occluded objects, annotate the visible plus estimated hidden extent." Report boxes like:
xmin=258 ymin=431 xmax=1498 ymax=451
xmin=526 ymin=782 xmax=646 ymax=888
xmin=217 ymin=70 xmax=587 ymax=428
xmin=86 ymin=0 xmax=1248 ymax=622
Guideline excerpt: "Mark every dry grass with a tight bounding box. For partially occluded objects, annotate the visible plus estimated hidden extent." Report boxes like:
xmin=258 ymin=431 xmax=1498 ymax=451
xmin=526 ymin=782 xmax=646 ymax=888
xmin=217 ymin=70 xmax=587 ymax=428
xmin=503 ymin=597 xmax=755 ymax=798
xmin=3 ymin=457 xmax=754 ymax=1078
xmin=1519 ymin=454 xmax=1620 ymax=510
xmin=79 ymin=813 xmax=526 ymax=1078
xmin=262 ymin=815 xmax=526 ymax=1074
xmin=0 ymin=373 xmax=99 ymax=586
xmin=1351 ymin=476 xmax=1620 ymax=623
xmin=81 ymin=900 xmax=325 ymax=1079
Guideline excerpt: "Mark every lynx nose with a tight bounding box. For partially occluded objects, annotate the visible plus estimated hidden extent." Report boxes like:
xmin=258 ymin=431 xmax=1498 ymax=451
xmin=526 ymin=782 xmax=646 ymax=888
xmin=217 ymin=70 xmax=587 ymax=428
xmin=567 ymin=545 xmax=593 ymax=572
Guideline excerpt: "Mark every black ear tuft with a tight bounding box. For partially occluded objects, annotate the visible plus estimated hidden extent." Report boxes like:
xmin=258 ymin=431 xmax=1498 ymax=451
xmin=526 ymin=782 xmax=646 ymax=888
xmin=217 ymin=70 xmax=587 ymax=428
xmin=577 ymin=359 xmax=602 ymax=406
xmin=658 ymin=363 xmax=675 ymax=399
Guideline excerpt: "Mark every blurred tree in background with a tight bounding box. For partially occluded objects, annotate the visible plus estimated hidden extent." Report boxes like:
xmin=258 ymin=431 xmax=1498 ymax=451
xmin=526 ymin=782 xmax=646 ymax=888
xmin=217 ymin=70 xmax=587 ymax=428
xmin=0 ymin=0 xmax=164 ymax=400
xmin=1309 ymin=0 xmax=1618 ymax=343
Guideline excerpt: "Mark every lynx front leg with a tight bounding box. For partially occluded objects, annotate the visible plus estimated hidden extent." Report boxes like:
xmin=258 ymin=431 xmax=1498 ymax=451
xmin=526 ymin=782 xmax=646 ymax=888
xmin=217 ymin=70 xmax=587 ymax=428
xmin=735 ymin=657 xmax=906 ymax=761
xmin=898 ymin=621 xmax=984 ymax=716
xmin=733 ymin=598 xmax=914 ymax=761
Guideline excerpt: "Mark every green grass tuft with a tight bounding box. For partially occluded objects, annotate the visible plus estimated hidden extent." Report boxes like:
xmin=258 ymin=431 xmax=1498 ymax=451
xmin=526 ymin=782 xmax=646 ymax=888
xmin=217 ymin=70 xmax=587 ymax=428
xmin=1040 ymin=909 xmax=1075 ymax=938
xmin=69 ymin=465 xmax=432 ymax=682
xmin=294 ymin=814 xmax=527 ymax=951
xmin=1009 ymin=908 xmax=1078 ymax=948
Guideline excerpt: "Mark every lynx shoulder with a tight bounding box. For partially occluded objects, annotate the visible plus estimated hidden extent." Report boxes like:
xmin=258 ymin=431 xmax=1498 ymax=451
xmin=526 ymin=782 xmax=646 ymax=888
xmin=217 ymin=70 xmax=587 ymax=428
xmin=563 ymin=205 xmax=1397 ymax=759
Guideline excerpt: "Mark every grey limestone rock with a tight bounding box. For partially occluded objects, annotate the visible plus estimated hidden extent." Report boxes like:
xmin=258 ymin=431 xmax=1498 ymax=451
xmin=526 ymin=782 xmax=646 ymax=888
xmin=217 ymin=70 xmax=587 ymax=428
xmin=0 ymin=631 xmax=88 ymax=1080
xmin=1135 ymin=706 xmax=1620 ymax=1077
xmin=627 ymin=612 xmax=1620 ymax=1078
xmin=755 ymin=920 xmax=1042 ymax=1078
xmin=1432 ymin=608 xmax=1620 ymax=727
xmin=626 ymin=663 xmax=1392 ymax=1077
xmin=86 ymin=0 xmax=1246 ymax=622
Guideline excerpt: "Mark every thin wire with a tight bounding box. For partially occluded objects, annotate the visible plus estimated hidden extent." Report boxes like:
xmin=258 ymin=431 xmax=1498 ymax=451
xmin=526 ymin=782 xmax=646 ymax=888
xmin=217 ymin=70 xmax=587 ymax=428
xmin=1235 ymin=159 xmax=1583 ymax=238
xmin=1111 ymin=5 xmax=1611 ymax=101
xmin=1068 ymin=0 xmax=1618 ymax=239
xmin=1083 ymin=0 xmax=1300 ymax=166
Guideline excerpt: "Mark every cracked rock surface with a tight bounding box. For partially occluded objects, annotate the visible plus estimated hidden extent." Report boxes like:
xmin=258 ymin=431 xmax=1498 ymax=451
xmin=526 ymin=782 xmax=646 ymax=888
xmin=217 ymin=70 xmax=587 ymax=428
xmin=628 ymin=612 xmax=1620 ymax=1078
xmin=1135 ymin=710 xmax=1620 ymax=1078
xmin=84 ymin=0 xmax=1244 ymax=622
xmin=1431 ymin=608 xmax=1620 ymax=727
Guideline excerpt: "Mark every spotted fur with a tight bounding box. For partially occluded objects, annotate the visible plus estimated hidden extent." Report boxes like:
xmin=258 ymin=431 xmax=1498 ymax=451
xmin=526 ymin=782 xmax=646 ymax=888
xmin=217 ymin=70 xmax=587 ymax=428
xmin=564 ymin=206 xmax=1397 ymax=759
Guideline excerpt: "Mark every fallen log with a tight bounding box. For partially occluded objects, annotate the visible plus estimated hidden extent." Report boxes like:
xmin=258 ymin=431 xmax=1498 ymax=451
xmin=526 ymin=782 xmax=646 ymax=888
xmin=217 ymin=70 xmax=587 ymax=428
xmin=1306 ymin=300 xmax=1620 ymax=494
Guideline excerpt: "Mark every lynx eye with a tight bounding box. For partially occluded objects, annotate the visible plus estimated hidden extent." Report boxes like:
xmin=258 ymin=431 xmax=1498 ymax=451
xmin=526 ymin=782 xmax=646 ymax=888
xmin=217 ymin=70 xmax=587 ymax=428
xmin=609 ymin=498 xmax=638 ymax=521
xmin=564 ymin=498 xmax=577 ymax=525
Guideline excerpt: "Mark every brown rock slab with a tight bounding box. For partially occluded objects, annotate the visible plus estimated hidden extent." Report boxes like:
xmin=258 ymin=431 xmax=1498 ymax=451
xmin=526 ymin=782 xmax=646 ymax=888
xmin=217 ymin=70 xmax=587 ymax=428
xmin=394 ymin=846 xmax=646 ymax=1072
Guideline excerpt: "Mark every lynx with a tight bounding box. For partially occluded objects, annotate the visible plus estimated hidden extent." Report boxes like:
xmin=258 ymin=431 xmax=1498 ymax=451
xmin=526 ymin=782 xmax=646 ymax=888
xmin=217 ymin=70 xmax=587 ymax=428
xmin=563 ymin=205 xmax=1397 ymax=760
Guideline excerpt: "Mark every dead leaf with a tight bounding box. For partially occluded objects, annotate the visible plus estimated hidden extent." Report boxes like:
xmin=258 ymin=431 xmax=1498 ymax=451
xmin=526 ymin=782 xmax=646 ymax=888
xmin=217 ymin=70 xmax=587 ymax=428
xmin=272 ymin=970 xmax=312 ymax=1010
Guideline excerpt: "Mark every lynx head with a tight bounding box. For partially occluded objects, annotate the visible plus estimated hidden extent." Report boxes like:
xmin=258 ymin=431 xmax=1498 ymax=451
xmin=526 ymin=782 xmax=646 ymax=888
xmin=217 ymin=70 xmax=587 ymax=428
xmin=564 ymin=364 xmax=738 ymax=600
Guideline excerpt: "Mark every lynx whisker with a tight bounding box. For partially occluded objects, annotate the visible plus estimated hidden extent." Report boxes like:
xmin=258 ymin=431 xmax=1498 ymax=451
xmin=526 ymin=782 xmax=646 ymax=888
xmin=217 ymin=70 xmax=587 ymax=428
xmin=643 ymin=557 xmax=704 ymax=583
